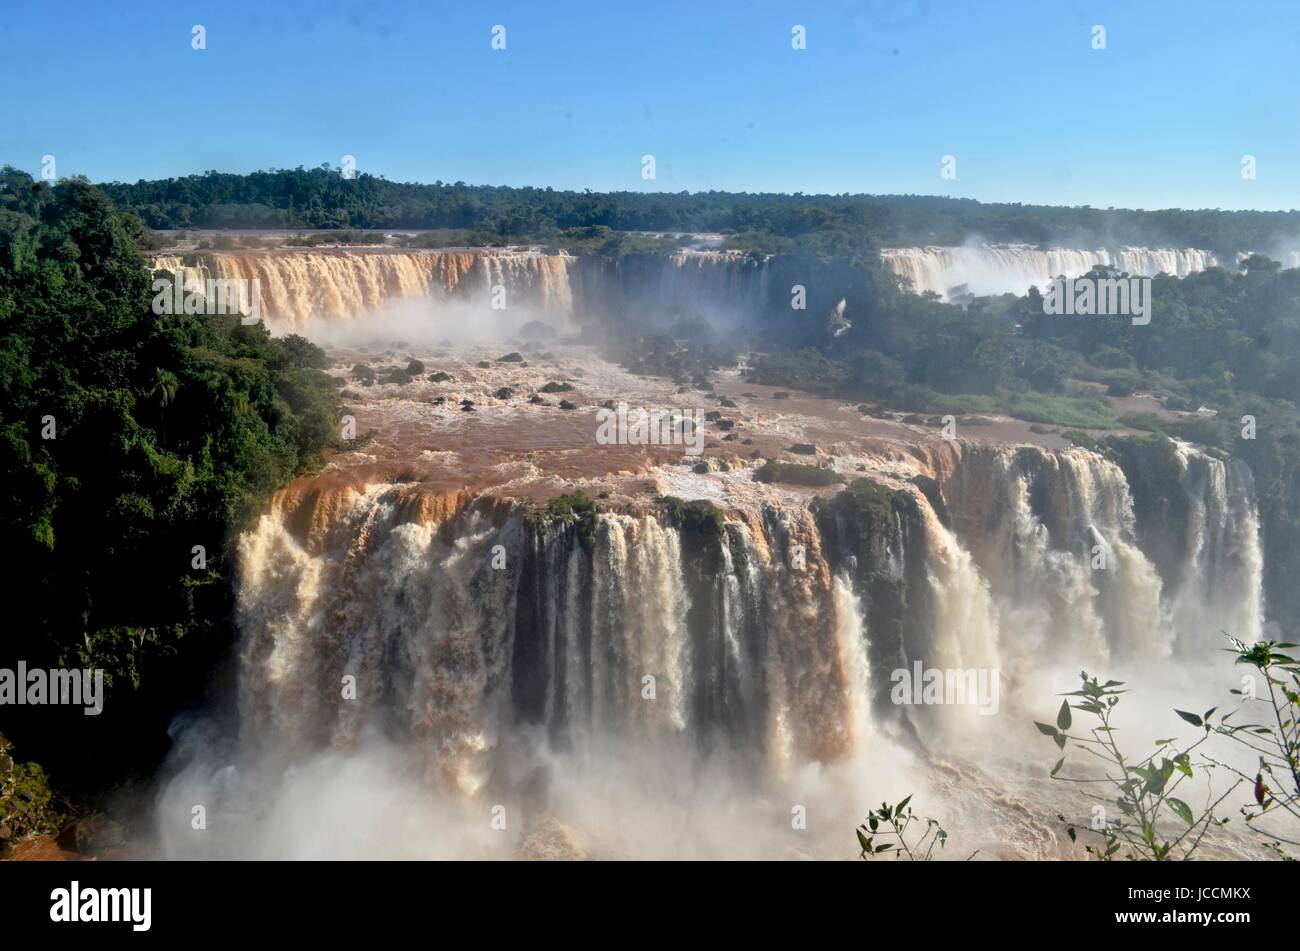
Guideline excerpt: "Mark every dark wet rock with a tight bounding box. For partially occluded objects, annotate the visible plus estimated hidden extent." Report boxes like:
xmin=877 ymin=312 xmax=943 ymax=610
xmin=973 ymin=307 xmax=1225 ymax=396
xmin=519 ymin=320 xmax=558 ymax=343
xmin=68 ymin=814 xmax=125 ymax=856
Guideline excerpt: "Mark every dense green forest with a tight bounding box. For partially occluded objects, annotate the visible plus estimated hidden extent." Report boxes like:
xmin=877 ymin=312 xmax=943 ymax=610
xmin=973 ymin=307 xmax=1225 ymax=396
xmin=92 ymin=164 xmax=1300 ymax=256
xmin=0 ymin=170 xmax=341 ymax=821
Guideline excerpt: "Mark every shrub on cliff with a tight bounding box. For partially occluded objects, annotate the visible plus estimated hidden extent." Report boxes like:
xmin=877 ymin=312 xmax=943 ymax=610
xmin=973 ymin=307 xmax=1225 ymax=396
xmin=753 ymin=461 xmax=844 ymax=486
xmin=526 ymin=491 xmax=601 ymax=552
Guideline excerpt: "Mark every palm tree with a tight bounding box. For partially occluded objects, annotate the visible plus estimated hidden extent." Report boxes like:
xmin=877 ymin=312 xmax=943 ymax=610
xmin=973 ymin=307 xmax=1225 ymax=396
xmin=149 ymin=369 xmax=180 ymax=445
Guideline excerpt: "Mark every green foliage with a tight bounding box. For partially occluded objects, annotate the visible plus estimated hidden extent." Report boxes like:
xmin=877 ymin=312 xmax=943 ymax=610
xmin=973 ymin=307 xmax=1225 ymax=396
xmin=819 ymin=477 xmax=904 ymax=529
xmin=0 ymin=733 xmax=65 ymax=849
xmin=752 ymin=461 xmax=844 ymax=486
xmin=856 ymin=795 xmax=973 ymax=860
xmin=526 ymin=491 xmax=602 ymax=551
xmin=1213 ymin=636 xmax=1300 ymax=858
xmin=604 ymin=325 xmax=742 ymax=385
xmin=657 ymin=494 xmax=725 ymax=540
xmin=0 ymin=171 xmax=341 ymax=789
xmin=657 ymin=495 xmax=728 ymax=574
xmin=1044 ymin=643 xmax=1300 ymax=859
xmin=1038 ymin=672 xmax=1237 ymax=860
xmin=90 ymin=165 xmax=1300 ymax=256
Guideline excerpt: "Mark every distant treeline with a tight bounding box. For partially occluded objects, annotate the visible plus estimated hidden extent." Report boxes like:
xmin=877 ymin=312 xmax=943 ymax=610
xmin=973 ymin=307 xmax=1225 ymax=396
xmin=87 ymin=164 xmax=1300 ymax=255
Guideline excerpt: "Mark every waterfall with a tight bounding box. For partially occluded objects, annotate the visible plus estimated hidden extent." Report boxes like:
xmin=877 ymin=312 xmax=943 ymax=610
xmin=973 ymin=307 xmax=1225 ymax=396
xmin=223 ymin=489 xmax=881 ymax=782
xmin=149 ymin=249 xmax=578 ymax=335
xmin=932 ymin=441 xmax=1264 ymax=663
xmin=148 ymin=247 xmax=772 ymax=336
xmin=154 ymin=435 xmax=1268 ymax=857
xmin=880 ymin=245 xmax=1227 ymax=299
xmin=914 ymin=498 xmax=1003 ymax=674
xmin=1166 ymin=442 xmax=1265 ymax=651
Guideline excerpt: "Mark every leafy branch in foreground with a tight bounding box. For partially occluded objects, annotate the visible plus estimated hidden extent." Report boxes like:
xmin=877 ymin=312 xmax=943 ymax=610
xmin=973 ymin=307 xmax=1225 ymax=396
xmin=856 ymin=795 xmax=976 ymax=860
xmin=1036 ymin=672 xmax=1239 ymax=860
xmin=1205 ymin=636 xmax=1300 ymax=858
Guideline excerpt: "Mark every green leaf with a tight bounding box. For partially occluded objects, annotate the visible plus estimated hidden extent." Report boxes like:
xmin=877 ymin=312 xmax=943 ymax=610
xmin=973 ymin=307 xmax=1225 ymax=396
xmin=1050 ymin=757 xmax=1065 ymax=777
xmin=1034 ymin=721 xmax=1058 ymax=736
xmin=1174 ymin=709 xmax=1203 ymax=727
xmin=1167 ymin=798 xmax=1194 ymax=826
xmin=1057 ymin=699 xmax=1072 ymax=731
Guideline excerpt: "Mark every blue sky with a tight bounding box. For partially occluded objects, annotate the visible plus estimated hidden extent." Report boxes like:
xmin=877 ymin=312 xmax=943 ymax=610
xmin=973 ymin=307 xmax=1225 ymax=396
xmin=3 ymin=0 xmax=1298 ymax=210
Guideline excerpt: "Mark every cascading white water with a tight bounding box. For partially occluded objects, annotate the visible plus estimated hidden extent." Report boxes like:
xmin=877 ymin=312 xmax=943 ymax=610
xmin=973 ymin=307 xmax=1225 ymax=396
xmin=831 ymin=574 xmax=874 ymax=752
xmin=1166 ymin=442 xmax=1265 ymax=651
xmin=881 ymin=245 xmax=1224 ymax=299
xmin=150 ymin=249 xmax=578 ymax=335
xmin=914 ymin=500 xmax=1002 ymax=674
xmin=148 ymin=247 xmax=769 ymax=336
xmin=596 ymin=515 xmax=691 ymax=736
xmin=154 ymin=431 xmax=1269 ymax=857
xmin=932 ymin=441 xmax=1267 ymax=671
